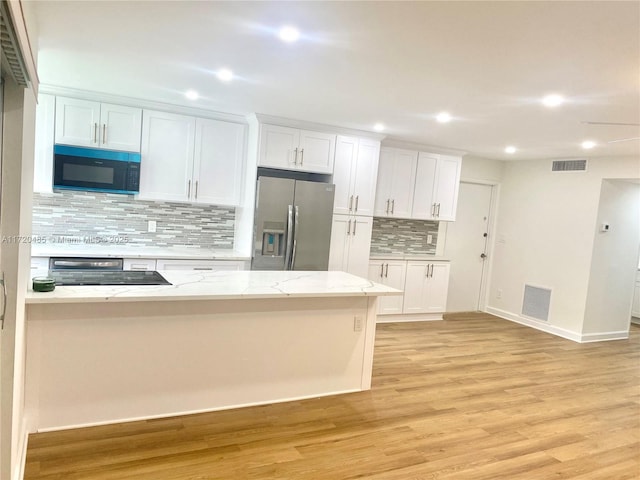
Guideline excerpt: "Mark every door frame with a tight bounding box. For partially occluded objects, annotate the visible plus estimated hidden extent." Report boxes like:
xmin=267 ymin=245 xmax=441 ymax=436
xmin=439 ymin=179 xmax=500 ymax=312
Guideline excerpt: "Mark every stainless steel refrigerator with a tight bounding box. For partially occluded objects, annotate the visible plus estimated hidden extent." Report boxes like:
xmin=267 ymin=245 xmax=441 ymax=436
xmin=251 ymin=176 xmax=335 ymax=270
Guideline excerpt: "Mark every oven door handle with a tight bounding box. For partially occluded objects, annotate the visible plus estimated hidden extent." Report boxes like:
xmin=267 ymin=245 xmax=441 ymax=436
xmin=49 ymin=259 xmax=124 ymax=270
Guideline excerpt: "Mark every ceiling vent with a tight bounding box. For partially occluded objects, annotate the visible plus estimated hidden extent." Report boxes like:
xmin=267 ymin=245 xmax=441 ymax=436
xmin=0 ymin=1 xmax=30 ymax=87
xmin=552 ymin=159 xmax=587 ymax=172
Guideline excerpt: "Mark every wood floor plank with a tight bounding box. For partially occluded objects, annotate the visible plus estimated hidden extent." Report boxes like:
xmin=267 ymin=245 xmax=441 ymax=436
xmin=24 ymin=314 xmax=640 ymax=479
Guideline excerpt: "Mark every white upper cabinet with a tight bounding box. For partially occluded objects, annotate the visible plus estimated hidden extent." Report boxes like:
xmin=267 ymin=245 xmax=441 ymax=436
xmin=139 ymin=110 xmax=196 ymax=202
xmin=193 ymin=118 xmax=245 ymax=206
xmin=328 ymin=214 xmax=373 ymax=279
xmin=139 ymin=110 xmax=245 ymax=206
xmin=34 ymin=93 xmax=56 ymax=193
xmin=412 ymin=153 xmax=462 ymax=221
xmin=333 ymin=136 xmax=380 ymax=216
xmin=55 ymin=97 xmax=142 ymax=152
xmin=374 ymin=147 xmax=417 ymax=218
xmin=259 ymin=124 xmax=335 ymax=174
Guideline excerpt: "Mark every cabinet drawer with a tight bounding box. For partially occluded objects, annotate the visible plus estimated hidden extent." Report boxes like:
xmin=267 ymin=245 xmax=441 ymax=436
xmin=123 ymin=258 xmax=157 ymax=271
xmin=156 ymin=259 xmax=245 ymax=271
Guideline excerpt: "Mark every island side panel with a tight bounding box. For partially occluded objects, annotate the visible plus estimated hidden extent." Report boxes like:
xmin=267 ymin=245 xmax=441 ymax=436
xmin=26 ymin=296 xmax=372 ymax=431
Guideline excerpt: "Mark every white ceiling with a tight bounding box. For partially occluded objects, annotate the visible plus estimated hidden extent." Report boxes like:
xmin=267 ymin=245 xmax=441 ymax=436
xmin=30 ymin=1 xmax=640 ymax=160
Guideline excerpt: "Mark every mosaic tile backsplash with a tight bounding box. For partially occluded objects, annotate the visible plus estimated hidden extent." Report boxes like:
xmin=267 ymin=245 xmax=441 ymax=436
xmin=370 ymin=217 xmax=439 ymax=255
xmin=32 ymin=191 xmax=235 ymax=249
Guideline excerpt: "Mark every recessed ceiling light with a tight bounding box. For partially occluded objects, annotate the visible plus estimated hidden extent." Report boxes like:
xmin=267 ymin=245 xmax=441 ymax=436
xmin=436 ymin=112 xmax=452 ymax=123
xmin=185 ymin=90 xmax=199 ymax=100
xmin=542 ymin=94 xmax=564 ymax=108
xmin=279 ymin=25 xmax=300 ymax=43
xmin=505 ymin=146 xmax=517 ymax=154
xmin=373 ymin=123 xmax=385 ymax=132
xmin=581 ymin=140 xmax=596 ymax=149
xmin=216 ymin=68 xmax=234 ymax=82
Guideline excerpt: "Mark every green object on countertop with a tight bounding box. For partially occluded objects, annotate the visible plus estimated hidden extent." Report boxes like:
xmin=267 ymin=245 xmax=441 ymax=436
xmin=33 ymin=276 xmax=56 ymax=292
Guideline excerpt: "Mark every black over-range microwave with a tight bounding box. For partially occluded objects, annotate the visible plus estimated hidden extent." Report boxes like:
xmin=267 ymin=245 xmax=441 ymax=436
xmin=53 ymin=145 xmax=141 ymax=195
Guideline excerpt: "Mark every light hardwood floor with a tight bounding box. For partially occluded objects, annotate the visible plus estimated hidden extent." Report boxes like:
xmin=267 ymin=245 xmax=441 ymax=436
xmin=25 ymin=313 xmax=640 ymax=479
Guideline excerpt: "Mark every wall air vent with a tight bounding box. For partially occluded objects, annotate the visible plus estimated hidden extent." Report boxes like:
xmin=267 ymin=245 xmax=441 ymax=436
xmin=522 ymin=284 xmax=551 ymax=321
xmin=552 ymin=159 xmax=587 ymax=172
xmin=0 ymin=1 xmax=29 ymax=87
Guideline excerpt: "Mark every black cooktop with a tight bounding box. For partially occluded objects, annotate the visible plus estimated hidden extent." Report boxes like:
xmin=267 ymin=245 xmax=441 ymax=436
xmin=49 ymin=270 xmax=171 ymax=286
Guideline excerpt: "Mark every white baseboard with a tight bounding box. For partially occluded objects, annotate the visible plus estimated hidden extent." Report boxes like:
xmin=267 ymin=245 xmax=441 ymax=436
xmin=485 ymin=307 xmax=630 ymax=343
xmin=377 ymin=313 xmax=443 ymax=323
xmin=485 ymin=306 xmax=582 ymax=342
xmin=631 ymin=317 xmax=640 ymax=325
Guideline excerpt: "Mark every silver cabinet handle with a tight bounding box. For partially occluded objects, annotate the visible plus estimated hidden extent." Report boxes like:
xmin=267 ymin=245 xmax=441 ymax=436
xmin=385 ymin=263 xmax=389 ymax=278
xmin=300 ymin=148 xmax=304 ymax=165
xmin=432 ymin=203 xmax=436 ymax=217
xmin=349 ymin=195 xmax=354 ymax=211
xmin=193 ymin=267 xmax=214 ymax=271
xmin=425 ymin=265 xmax=429 ymax=277
xmin=437 ymin=203 xmax=441 ymax=217
xmin=0 ymin=277 xmax=6 ymax=330
xmin=380 ymin=263 xmax=384 ymax=278
xmin=391 ymin=199 xmax=395 ymax=214
xmin=347 ymin=219 xmax=351 ymax=235
xmin=355 ymin=195 xmax=359 ymax=212
xmin=293 ymin=148 xmax=299 ymax=165
xmin=386 ymin=199 xmax=390 ymax=214
xmin=102 ymin=124 xmax=107 ymax=144
xmin=430 ymin=264 xmax=434 ymax=277
xmin=188 ymin=180 xmax=191 ymax=198
xmin=93 ymin=123 xmax=98 ymax=143
xmin=353 ymin=219 xmax=357 ymax=235
xmin=195 ymin=181 xmax=199 ymax=199
xmin=284 ymin=205 xmax=294 ymax=269
xmin=291 ymin=206 xmax=300 ymax=269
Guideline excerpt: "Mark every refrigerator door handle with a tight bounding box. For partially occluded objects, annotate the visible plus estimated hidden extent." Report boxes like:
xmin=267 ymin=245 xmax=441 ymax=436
xmin=291 ymin=206 xmax=300 ymax=269
xmin=284 ymin=205 xmax=294 ymax=269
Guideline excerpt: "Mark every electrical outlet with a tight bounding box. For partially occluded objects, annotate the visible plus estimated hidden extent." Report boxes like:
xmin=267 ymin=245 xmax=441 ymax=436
xmin=497 ymin=289 xmax=503 ymax=299
xmin=427 ymin=234 xmax=433 ymax=244
xmin=148 ymin=220 xmax=157 ymax=233
xmin=354 ymin=315 xmax=363 ymax=332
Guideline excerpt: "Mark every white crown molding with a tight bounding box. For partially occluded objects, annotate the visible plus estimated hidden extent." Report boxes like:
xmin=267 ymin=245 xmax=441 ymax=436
xmin=249 ymin=113 xmax=387 ymax=141
xmin=39 ymin=85 xmax=248 ymax=124
xmin=382 ymin=136 xmax=468 ymax=156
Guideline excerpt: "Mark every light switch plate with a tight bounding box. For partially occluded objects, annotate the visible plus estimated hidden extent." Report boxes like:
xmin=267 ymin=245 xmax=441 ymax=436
xmin=427 ymin=234 xmax=433 ymax=244
xmin=148 ymin=220 xmax=157 ymax=233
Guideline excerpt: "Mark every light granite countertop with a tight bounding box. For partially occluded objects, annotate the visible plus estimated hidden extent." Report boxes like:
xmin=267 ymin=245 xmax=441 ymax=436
xmin=369 ymin=254 xmax=450 ymax=261
xmin=26 ymin=270 xmax=402 ymax=304
xmin=31 ymin=244 xmax=249 ymax=261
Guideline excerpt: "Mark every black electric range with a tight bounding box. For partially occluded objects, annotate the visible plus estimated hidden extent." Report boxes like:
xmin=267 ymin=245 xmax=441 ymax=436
xmin=49 ymin=270 xmax=171 ymax=286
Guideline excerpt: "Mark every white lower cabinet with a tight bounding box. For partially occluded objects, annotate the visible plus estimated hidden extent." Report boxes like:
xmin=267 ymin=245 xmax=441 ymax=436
xmin=155 ymin=259 xmax=245 ymax=271
xmin=403 ymin=262 xmax=450 ymax=314
xmin=368 ymin=260 xmax=406 ymax=315
xmin=123 ymin=258 xmax=157 ymax=271
xmin=369 ymin=259 xmax=450 ymax=318
xmin=328 ymin=215 xmax=373 ymax=279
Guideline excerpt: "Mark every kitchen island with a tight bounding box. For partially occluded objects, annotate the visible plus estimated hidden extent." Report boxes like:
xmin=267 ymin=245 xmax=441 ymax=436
xmin=24 ymin=270 xmax=401 ymax=432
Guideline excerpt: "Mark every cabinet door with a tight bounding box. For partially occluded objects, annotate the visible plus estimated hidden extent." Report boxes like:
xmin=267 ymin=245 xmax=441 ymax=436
xmin=433 ymin=155 xmax=462 ymax=221
xmin=424 ymin=263 xmax=450 ymax=312
xmin=298 ymin=130 xmax=336 ymax=174
xmin=123 ymin=258 xmax=157 ymax=271
xmin=54 ymin=97 xmax=101 ymax=147
xmin=378 ymin=261 xmax=406 ymax=315
xmin=258 ymin=124 xmax=299 ymax=170
xmin=193 ymin=118 xmax=245 ymax=206
xmin=374 ymin=148 xmax=395 ymax=216
xmin=346 ymin=216 xmax=373 ymax=279
xmin=156 ymin=259 xmax=244 ymax=271
xmin=34 ymin=94 xmax=55 ymax=193
xmin=352 ymin=138 xmax=380 ymax=217
xmin=328 ymin=215 xmax=352 ymax=272
xmin=100 ymin=103 xmax=142 ymax=152
xmin=403 ymin=262 xmax=430 ymax=314
xmin=389 ymin=149 xmax=417 ymax=218
xmin=138 ymin=110 xmax=196 ymax=202
xmin=333 ymin=136 xmax=357 ymax=215
xmin=411 ymin=153 xmax=438 ymax=220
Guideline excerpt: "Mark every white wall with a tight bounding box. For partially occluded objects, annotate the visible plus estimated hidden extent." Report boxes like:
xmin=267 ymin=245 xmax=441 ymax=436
xmin=583 ymin=180 xmax=640 ymax=337
xmin=487 ymin=156 xmax=640 ymax=340
xmin=460 ymin=155 xmax=504 ymax=184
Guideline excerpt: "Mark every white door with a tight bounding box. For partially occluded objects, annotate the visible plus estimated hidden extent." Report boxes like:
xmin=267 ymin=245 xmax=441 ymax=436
xmin=99 ymin=103 xmax=142 ymax=152
xmin=54 ymin=97 xmax=100 ymax=147
xmin=444 ymin=182 xmax=493 ymax=312
xmin=333 ymin=136 xmax=357 ymax=215
xmin=297 ymin=130 xmax=336 ymax=174
xmin=347 ymin=216 xmax=373 ymax=278
xmin=259 ymin=124 xmax=299 ymax=170
xmin=351 ymin=138 xmax=380 ymax=216
xmin=193 ymin=118 xmax=245 ymax=206
xmin=138 ymin=110 xmax=196 ymax=202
